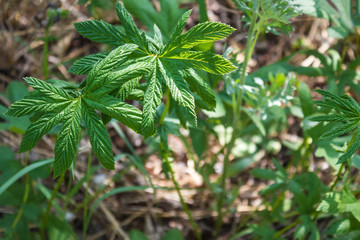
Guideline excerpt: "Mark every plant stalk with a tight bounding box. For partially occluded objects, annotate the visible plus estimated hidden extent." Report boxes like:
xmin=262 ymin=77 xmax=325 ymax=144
xmin=40 ymin=172 xmax=65 ymax=240
xmin=160 ymin=141 xmax=202 ymax=240
xmin=11 ymin=152 xmax=30 ymax=234
xmin=43 ymin=24 xmax=50 ymax=80
xmin=160 ymin=95 xmax=202 ymax=240
xmin=215 ymin=3 xmax=260 ymax=237
xmin=82 ymin=152 xmax=92 ymax=240
xmin=329 ymin=131 xmax=356 ymax=192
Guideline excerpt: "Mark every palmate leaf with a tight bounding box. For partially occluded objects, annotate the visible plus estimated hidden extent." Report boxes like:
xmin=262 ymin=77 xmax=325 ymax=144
xmin=159 ymin=60 xmax=197 ymax=125
xmin=24 ymin=77 xmax=72 ymax=100
xmin=68 ymin=52 xmax=108 ymax=75
xmin=87 ymin=60 xmax=152 ymax=97
xmin=320 ymin=122 xmax=357 ymax=140
xmin=123 ymin=0 xmax=187 ymax=41
xmin=118 ymin=77 xmax=141 ymax=101
xmin=83 ymin=95 xmax=142 ymax=132
xmin=70 ymin=3 xmax=236 ymax=137
xmin=5 ymin=96 xmax=71 ymax=118
xmin=82 ymin=103 xmax=114 ymax=169
xmin=74 ymin=20 xmax=127 ymax=46
xmin=116 ymin=2 xmax=149 ymax=52
xmin=141 ymin=62 xmax=163 ymax=137
xmin=54 ymin=100 xmax=82 ymax=178
xmin=313 ymin=90 xmax=360 ymax=164
xmin=338 ymin=128 xmax=360 ymax=164
xmin=7 ymin=74 xmax=142 ymax=177
xmin=165 ymin=51 xmax=237 ymax=75
xmin=164 ymin=21 xmax=235 ymax=54
xmin=117 ymin=3 xmax=234 ymax=135
xmin=84 ymin=44 xmax=139 ymax=94
xmin=181 ymin=68 xmax=216 ymax=109
xmin=18 ymin=109 xmax=67 ymax=153
xmin=7 ymin=1 xmax=237 ymax=178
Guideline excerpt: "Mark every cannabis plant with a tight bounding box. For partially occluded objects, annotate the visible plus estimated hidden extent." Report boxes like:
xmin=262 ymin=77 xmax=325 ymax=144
xmin=312 ymin=90 xmax=360 ymax=164
xmin=5 ymin=2 xmax=235 ymax=179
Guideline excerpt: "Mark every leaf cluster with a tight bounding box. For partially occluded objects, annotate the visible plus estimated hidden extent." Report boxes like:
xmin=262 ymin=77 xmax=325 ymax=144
xmin=5 ymin=2 xmax=236 ymax=177
xmin=233 ymin=0 xmax=300 ymax=35
xmin=312 ymin=90 xmax=360 ymax=164
xmin=294 ymin=0 xmax=359 ymax=39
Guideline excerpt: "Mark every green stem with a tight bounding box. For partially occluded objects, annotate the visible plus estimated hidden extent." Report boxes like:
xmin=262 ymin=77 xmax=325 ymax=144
xmin=111 ymin=122 xmax=156 ymax=194
xmin=330 ymin=131 xmax=356 ymax=192
xmin=43 ymin=24 xmax=50 ymax=80
xmin=160 ymin=96 xmax=201 ymax=240
xmin=330 ymin=163 xmax=345 ymax=192
xmin=82 ymin=152 xmax=92 ymax=240
xmin=160 ymin=141 xmax=202 ymax=240
xmin=273 ymin=219 xmax=301 ymax=239
xmin=11 ymin=152 xmax=30 ymax=233
xmin=40 ymin=172 xmax=65 ymax=240
xmin=159 ymin=93 xmax=171 ymax=125
xmin=215 ymin=4 xmax=261 ymax=237
xmin=196 ymin=0 xmax=209 ymax=23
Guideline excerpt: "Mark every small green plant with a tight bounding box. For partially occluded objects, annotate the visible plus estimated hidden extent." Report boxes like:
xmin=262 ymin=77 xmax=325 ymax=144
xmin=6 ymin=2 xmax=235 ymax=179
xmin=4 ymin=1 xmax=235 ymax=239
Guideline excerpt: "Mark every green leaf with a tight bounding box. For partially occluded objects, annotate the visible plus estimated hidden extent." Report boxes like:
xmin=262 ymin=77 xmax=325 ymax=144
xmin=242 ymin=107 xmax=266 ymax=136
xmin=159 ymin=60 xmax=196 ymax=125
xmin=18 ymin=107 xmax=68 ymax=153
xmin=338 ymin=129 xmax=360 ymax=164
xmin=130 ymin=230 xmax=149 ymax=240
xmin=295 ymin=0 xmax=357 ymax=38
xmin=116 ymin=2 xmax=148 ymax=51
xmin=0 ymin=158 xmax=53 ymax=196
xmin=326 ymin=219 xmax=351 ymax=235
xmin=24 ymin=77 xmax=71 ymax=100
xmin=54 ymin=100 xmax=82 ymax=178
xmin=163 ymin=10 xmax=192 ymax=53
xmin=298 ymin=81 xmax=314 ymax=117
xmin=83 ymin=95 xmax=142 ymax=133
xmin=182 ymin=68 xmax=216 ymax=108
xmin=7 ymin=81 xmax=28 ymax=102
xmin=165 ymin=21 xmax=235 ymax=53
xmin=164 ymin=51 xmax=236 ymax=75
xmin=162 ymin=229 xmax=184 ymax=240
xmin=142 ymin=62 xmax=163 ymax=137
xmin=68 ymin=52 xmax=108 ymax=75
xmin=84 ymin=44 xmax=139 ymax=94
xmin=118 ymin=77 xmax=140 ymax=101
xmin=74 ymin=20 xmax=127 ymax=45
xmin=319 ymin=122 xmax=357 ymax=140
xmin=122 ymin=0 xmax=187 ymax=41
xmin=0 ymin=104 xmax=30 ymax=134
xmin=82 ymin=103 xmax=114 ymax=169
xmin=5 ymin=96 xmax=71 ymax=118
xmin=88 ymin=59 xmax=152 ymax=97
xmin=189 ymin=125 xmax=207 ymax=158
xmin=310 ymin=114 xmax=353 ymax=122
xmin=250 ymin=168 xmax=276 ymax=180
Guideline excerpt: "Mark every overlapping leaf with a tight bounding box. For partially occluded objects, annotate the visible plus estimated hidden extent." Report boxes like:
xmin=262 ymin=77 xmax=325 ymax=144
xmin=5 ymin=45 xmax=147 ymax=177
xmin=74 ymin=2 xmax=235 ymax=136
xmin=114 ymin=3 xmax=235 ymax=136
xmin=74 ymin=20 xmax=127 ymax=46
xmin=312 ymin=90 xmax=360 ymax=163
xmin=122 ymin=0 xmax=187 ymax=41
xmin=6 ymin=1 xmax=237 ymax=177
xmin=68 ymin=52 xmax=108 ymax=75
